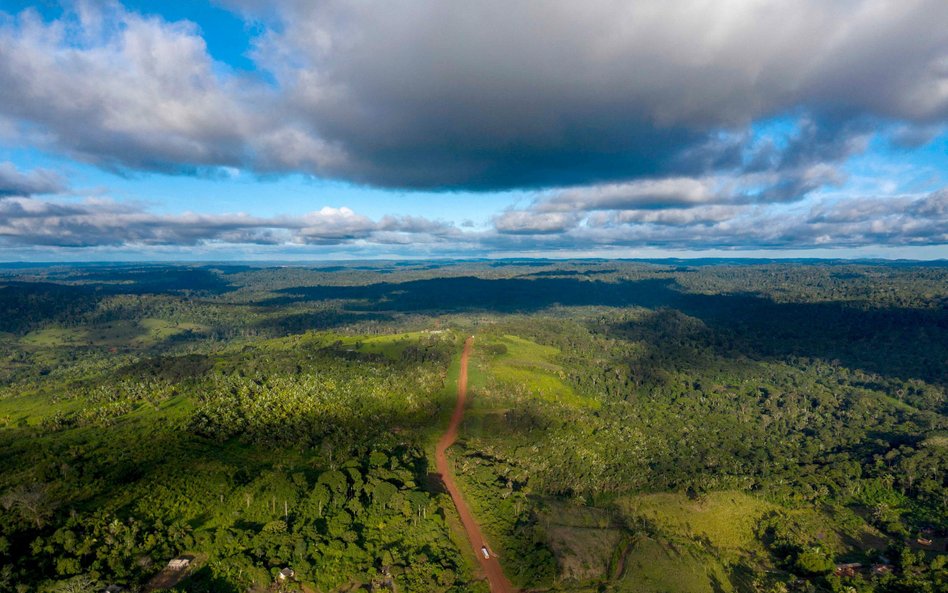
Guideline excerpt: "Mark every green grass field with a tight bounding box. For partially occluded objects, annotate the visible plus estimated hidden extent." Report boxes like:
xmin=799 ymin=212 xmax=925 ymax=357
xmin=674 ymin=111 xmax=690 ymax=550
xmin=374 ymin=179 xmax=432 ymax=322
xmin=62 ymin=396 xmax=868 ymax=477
xmin=617 ymin=536 xmax=733 ymax=593
xmin=20 ymin=318 xmax=205 ymax=348
xmin=614 ymin=490 xmax=891 ymax=592
xmin=470 ymin=333 xmax=596 ymax=409
xmin=617 ymin=491 xmax=776 ymax=560
xmin=536 ymin=500 xmax=625 ymax=583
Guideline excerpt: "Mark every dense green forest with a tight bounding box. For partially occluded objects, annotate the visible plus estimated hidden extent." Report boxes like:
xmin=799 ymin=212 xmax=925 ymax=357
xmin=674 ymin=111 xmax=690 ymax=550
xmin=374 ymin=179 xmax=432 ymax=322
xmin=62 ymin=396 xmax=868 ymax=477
xmin=0 ymin=260 xmax=945 ymax=593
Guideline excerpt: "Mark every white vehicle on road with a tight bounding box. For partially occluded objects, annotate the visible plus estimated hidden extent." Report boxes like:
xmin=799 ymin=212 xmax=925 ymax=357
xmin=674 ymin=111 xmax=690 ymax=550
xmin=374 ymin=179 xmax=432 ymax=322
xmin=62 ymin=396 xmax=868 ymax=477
xmin=480 ymin=546 xmax=490 ymax=559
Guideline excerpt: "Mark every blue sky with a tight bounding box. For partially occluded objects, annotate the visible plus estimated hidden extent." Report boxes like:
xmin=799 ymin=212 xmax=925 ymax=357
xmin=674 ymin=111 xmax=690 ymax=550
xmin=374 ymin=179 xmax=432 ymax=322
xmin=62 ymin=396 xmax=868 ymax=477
xmin=0 ymin=1 xmax=945 ymax=260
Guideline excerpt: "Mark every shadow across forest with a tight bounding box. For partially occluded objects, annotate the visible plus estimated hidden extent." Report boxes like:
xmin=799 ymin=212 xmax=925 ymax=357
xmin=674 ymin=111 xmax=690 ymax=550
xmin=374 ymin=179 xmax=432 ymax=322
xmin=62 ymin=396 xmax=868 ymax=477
xmin=261 ymin=276 xmax=947 ymax=386
xmin=0 ymin=268 xmax=235 ymax=333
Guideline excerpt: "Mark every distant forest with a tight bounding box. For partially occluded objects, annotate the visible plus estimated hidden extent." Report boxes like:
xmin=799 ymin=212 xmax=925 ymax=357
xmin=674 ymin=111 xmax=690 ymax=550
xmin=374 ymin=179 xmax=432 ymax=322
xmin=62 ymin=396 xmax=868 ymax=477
xmin=0 ymin=260 xmax=944 ymax=593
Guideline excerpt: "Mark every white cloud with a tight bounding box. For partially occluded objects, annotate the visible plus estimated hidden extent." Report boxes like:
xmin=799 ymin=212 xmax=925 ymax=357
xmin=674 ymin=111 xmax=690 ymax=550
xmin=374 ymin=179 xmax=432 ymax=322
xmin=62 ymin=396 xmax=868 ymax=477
xmin=493 ymin=210 xmax=581 ymax=234
xmin=0 ymin=4 xmax=339 ymax=175
xmin=0 ymin=161 xmax=66 ymax=196
xmin=0 ymin=190 xmax=944 ymax=254
xmin=487 ymin=191 xmax=948 ymax=250
xmin=0 ymin=198 xmax=457 ymax=248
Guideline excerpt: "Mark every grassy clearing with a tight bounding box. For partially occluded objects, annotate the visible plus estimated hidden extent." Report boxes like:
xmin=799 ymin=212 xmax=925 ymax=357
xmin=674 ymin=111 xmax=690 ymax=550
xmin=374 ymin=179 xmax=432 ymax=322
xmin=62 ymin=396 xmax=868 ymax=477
xmin=616 ymin=490 xmax=890 ymax=580
xmin=472 ymin=334 xmax=595 ymax=410
xmin=286 ymin=329 xmax=462 ymax=360
xmin=357 ymin=330 xmax=440 ymax=355
xmin=617 ymin=536 xmax=733 ymax=593
xmin=20 ymin=319 xmax=205 ymax=348
xmin=617 ymin=491 xmax=776 ymax=560
xmin=536 ymin=500 xmax=625 ymax=583
xmin=0 ymin=391 xmax=83 ymax=426
xmin=547 ymin=525 xmax=622 ymax=583
xmin=20 ymin=326 xmax=89 ymax=347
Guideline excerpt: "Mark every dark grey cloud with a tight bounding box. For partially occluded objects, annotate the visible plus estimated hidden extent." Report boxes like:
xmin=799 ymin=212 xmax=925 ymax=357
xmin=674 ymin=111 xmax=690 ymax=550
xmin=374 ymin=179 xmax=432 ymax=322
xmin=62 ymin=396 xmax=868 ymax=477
xmin=245 ymin=0 xmax=948 ymax=189
xmin=0 ymin=161 xmax=66 ymax=196
xmin=1 ymin=1 xmax=947 ymax=190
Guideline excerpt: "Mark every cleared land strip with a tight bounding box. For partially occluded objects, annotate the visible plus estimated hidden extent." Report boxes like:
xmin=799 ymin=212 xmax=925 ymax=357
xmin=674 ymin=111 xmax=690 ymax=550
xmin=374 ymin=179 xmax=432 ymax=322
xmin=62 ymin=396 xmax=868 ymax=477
xmin=435 ymin=337 xmax=515 ymax=593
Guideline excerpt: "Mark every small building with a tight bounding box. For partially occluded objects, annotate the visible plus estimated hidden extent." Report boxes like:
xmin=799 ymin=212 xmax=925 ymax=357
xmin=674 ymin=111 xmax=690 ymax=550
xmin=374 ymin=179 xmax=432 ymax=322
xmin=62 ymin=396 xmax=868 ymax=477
xmin=833 ymin=563 xmax=862 ymax=577
xmin=917 ymin=537 xmax=933 ymax=546
xmin=872 ymin=564 xmax=894 ymax=575
xmin=278 ymin=568 xmax=295 ymax=581
xmin=145 ymin=555 xmax=196 ymax=592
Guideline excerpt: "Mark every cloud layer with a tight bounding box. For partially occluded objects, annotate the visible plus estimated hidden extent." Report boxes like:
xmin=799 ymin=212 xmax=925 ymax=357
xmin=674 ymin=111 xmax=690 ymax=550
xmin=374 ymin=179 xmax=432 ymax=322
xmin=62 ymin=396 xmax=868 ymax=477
xmin=0 ymin=5 xmax=342 ymax=176
xmin=1 ymin=1 xmax=946 ymax=190
xmin=0 ymin=1 xmax=945 ymax=258
xmin=0 ymin=161 xmax=66 ymax=196
xmin=2 ymin=190 xmax=943 ymax=253
xmin=0 ymin=198 xmax=460 ymax=248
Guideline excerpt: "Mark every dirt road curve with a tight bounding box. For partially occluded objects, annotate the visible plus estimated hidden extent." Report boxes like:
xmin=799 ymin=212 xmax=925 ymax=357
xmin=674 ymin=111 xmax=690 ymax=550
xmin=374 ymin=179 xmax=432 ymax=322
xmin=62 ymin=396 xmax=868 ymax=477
xmin=436 ymin=337 xmax=516 ymax=593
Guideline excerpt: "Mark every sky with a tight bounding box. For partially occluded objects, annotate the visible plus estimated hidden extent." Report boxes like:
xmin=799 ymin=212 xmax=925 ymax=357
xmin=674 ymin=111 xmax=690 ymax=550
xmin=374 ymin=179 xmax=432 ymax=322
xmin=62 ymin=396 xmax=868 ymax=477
xmin=0 ymin=0 xmax=946 ymax=261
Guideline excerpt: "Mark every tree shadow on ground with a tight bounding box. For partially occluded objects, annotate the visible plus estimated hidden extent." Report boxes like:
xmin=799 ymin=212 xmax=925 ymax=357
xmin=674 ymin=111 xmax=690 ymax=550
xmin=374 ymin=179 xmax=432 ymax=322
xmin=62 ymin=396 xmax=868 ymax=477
xmin=259 ymin=276 xmax=947 ymax=387
xmin=0 ymin=267 xmax=237 ymax=333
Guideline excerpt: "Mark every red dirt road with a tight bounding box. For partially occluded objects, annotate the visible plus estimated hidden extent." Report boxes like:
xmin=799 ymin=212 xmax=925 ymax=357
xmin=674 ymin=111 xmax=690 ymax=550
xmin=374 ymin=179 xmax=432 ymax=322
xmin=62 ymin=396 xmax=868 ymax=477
xmin=436 ymin=337 xmax=516 ymax=593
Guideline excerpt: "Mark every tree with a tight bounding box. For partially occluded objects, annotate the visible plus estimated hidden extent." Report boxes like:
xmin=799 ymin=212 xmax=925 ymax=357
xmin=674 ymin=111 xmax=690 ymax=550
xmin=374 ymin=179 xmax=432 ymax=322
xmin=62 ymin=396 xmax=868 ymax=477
xmin=49 ymin=574 xmax=99 ymax=593
xmin=1 ymin=483 xmax=56 ymax=529
xmin=794 ymin=546 xmax=834 ymax=576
